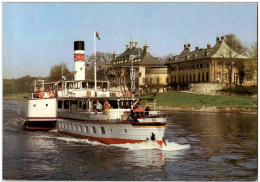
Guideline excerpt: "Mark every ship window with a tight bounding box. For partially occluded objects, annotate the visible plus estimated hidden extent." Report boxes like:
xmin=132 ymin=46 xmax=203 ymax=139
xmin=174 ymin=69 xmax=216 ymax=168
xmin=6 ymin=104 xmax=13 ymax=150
xmin=79 ymin=101 xmax=82 ymax=109
xmin=83 ymin=101 xmax=87 ymax=109
xmin=58 ymin=122 xmax=61 ymax=128
xmin=124 ymin=129 xmax=127 ymax=133
xmin=78 ymin=125 xmax=82 ymax=132
xmin=101 ymin=127 xmax=105 ymax=134
xmin=92 ymin=126 xmax=96 ymax=133
xmin=64 ymin=100 xmax=69 ymax=109
xmin=84 ymin=126 xmax=88 ymax=133
xmin=110 ymin=129 xmax=112 ymax=133
xmin=58 ymin=101 xmax=63 ymax=109
xmin=69 ymin=124 xmax=72 ymax=130
xmin=65 ymin=124 xmax=68 ymax=129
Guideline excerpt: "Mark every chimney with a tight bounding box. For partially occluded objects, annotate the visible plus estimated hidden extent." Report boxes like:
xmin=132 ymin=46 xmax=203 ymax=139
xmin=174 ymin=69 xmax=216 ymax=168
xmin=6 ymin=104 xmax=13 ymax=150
xmin=188 ymin=43 xmax=191 ymax=50
xmin=216 ymin=35 xmax=220 ymax=44
xmin=195 ymin=45 xmax=199 ymax=51
xmin=130 ymin=38 xmax=134 ymax=49
xmin=126 ymin=43 xmax=129 ymax=50
xmin=207 ymin=42 xmax=211 ymax=48
xmin=74 ymin=41 xmax=85 ymax=81
xmin=221 ymin=34 xmax=224 ymax=41
xmin=135 ymin=40 xmax=138 ymax=48
xmin=184 ymin=43 xmax=187 ymax=50
xmin=113 ymin=51 xmax=117 ymax=61
xmin=143 ymin=42 xmax=149 ymax=53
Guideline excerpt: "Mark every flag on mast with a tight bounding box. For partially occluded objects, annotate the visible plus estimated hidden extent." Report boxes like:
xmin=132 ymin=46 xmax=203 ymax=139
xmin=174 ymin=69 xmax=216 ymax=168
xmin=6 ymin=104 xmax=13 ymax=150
xmin=96 ymin=31 xmax=100 ymax=40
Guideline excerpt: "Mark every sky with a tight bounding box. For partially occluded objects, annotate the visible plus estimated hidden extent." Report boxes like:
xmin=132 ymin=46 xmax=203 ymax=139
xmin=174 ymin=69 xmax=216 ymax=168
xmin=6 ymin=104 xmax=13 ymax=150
xmin=2 ymin=3 xmax=257 ymax=79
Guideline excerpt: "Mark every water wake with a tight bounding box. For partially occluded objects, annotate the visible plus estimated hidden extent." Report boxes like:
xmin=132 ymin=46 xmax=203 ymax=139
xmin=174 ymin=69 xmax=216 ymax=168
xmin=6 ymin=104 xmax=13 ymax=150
xmin=35 ymin=135 xmax=189 ymax=151
xmin=112 ymin=140 xmax=190 ymax=151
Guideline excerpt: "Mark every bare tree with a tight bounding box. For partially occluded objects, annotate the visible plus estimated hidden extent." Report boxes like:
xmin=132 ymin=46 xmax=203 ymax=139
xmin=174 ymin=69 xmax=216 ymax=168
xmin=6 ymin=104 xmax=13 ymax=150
xmin=85 ymin=52 xmax=113 ymax=80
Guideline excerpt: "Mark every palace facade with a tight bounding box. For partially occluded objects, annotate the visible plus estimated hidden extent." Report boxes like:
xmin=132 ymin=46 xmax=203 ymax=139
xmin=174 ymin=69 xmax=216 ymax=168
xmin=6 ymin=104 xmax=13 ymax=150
xmin=109 ymin=35 xmax=251 ymax=93
xmin=165 ymin=35 xmax=248 ymax=85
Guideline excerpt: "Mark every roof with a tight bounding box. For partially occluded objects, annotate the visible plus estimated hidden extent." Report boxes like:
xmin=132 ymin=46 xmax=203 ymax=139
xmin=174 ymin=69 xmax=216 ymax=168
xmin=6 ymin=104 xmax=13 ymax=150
xmin=111 ymin=44 xmax=164 ymax=68
xmin=165 ymin=40 xmax=248 ymax=65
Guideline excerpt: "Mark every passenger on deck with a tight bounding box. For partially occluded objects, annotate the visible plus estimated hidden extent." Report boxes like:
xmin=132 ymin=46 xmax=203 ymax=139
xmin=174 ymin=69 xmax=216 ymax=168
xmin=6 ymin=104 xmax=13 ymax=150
xmin=95 ymin=100 xmax=102 ymax=112
xmin=104 ymin=100 xmax=112 ymax=121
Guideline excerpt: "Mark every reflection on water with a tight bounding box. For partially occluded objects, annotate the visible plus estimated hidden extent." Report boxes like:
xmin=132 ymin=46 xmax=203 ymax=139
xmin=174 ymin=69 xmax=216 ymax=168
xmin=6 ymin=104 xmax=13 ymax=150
xmin=3 ymin=100 xmax=257 ymax=181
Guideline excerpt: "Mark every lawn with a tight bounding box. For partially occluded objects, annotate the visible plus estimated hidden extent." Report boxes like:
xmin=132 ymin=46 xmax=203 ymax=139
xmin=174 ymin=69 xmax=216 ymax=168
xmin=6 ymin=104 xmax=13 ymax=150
xmin=3 ymin=92 xmax=29 ymax=101
xmin=141 ymin=91 xmax=257 ymax=109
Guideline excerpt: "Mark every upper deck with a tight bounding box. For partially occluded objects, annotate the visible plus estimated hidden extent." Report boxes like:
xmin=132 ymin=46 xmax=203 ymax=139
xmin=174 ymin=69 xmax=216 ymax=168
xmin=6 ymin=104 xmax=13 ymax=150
xmin=30 ymin=79 xmax=130 ymax=99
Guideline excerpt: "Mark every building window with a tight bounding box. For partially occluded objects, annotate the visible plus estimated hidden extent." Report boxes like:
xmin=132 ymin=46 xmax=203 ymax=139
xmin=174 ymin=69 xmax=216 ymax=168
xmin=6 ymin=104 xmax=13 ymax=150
xmin=202 ymin=72 xmax=205 ymax=82
xmin=174 ymin=76 xmax=176 ymax=83
xmin=178 ymin=76 xmax=181 ymax=83
xmin=101 ymin=127 xmax=105 ymax=134
xmin=190 ymin=74 xmax=192 ymax=82
xmin=206 ymin=63 xmax=209 ymax=68
xmin=198 ymin=73 xmax=201 ymax=82
xmin=182 ymin=75 xmax=184 ymax=83
xmin=206 ymin=72 xmax=209 ymax=82
xmin=186 ymin=75 xmax=188 ymax=83
xmin=225 ymin=73 xmax=229 ymax=83
xmin=193 ymin=74 xmax=195 ymax=82
xmin=157 ymin=77 xmax=160 ymax=84
xmin=234 ymin=73 xmax=238 ymax=84
xmin=216 ymin=72 xmax=221 ymax=82
xmin=150 ymin=77 xmax=152 ymax=83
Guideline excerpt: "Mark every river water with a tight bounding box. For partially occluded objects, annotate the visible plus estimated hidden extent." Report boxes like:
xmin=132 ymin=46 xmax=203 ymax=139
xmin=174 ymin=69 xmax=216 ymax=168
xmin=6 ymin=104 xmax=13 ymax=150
xmin=3 ymin=100 xmax=257 ymax=181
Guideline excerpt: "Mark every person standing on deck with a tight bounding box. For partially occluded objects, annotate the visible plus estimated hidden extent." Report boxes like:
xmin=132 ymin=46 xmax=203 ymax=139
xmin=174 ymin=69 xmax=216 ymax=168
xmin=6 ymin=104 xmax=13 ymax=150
xmin=104 ymin=100 xmax=112 ymax=121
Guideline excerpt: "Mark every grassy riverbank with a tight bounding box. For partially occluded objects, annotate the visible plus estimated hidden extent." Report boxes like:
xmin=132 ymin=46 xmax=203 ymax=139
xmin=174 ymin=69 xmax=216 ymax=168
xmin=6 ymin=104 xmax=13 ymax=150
xmin=141 ymin=91 xmax=257 ymax=113
xmin=3 ymin=93 xmax=29 ymax=101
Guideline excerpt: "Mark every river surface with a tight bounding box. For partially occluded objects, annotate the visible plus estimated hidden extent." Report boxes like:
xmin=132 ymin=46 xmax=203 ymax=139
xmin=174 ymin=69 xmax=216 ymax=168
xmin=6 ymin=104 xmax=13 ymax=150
xmin=3 ymin=100 xmax=257 ymax=181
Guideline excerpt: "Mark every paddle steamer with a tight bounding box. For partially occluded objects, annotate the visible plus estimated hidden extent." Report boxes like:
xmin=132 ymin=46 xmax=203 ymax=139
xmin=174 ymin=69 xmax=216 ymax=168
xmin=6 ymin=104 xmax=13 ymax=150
xmin=25 ymin=31 xmax=167 ymax=145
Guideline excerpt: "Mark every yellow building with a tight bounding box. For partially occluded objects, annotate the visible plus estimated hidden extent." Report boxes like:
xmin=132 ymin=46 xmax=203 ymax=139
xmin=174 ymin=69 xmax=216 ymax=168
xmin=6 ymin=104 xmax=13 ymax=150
xmin=110 ymin=39 xmax=169 ymax=92
xmin=165 ymin=35 xmax=248 ymax=86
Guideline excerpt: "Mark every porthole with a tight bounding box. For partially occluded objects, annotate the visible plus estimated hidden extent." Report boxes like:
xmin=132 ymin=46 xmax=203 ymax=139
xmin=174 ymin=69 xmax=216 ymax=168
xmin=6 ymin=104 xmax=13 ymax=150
xmin=46 ymin=104 xmax=48 ymax=106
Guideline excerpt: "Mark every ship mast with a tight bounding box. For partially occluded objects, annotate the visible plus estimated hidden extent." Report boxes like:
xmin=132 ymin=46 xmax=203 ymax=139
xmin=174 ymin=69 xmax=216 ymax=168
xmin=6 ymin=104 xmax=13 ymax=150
xmin=94 ymin=28 xmax=97 ymax=92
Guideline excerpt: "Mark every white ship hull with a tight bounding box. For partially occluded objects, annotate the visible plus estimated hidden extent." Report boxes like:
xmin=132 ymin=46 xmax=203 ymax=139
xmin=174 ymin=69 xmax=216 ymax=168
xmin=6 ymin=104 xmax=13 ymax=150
xmin=57 ymin=118 xmax=166 ymax=145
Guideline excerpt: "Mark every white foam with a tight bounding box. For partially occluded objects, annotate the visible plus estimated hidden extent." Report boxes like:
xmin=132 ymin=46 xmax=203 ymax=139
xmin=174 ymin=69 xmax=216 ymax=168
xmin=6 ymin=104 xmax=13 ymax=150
xmin=112 ymin=140 xmax=190 ymax=151
xmin=34 ymin=135 xmax=190 ymax=151
xmin=35 ymin=135 xmax=106 ymax=146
